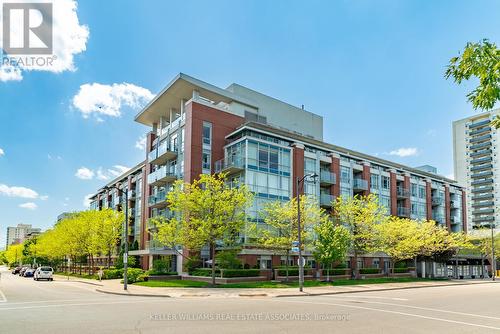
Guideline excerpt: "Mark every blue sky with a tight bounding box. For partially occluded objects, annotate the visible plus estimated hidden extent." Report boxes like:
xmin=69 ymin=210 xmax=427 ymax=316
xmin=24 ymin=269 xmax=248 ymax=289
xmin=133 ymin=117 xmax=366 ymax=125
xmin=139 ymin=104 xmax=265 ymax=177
xmin=0 ymin=0 xmax=499 ymax=247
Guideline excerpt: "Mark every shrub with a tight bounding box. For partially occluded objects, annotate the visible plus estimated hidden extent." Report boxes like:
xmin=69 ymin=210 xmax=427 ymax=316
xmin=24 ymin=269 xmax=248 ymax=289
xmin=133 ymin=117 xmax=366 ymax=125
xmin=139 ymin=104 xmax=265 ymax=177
xmin=215 ymin=250 xmax=242 ymax=269
xmin=152 ymin=259 xmax=171 ymax=273
xmin=146 ymin=270 xmax=178 ymax=276
xmin=186 ymin=258 xmax=203 ymax=272
xmin=190 ymin=268 xmax=220 ymax=277
xmin=359 ymin=268 xmax=380 ymax=275
xmin=221 ymin=269 xmax=260 ymax=278
xmin=325 ymin=268 xmax=349 ymax=276
xmin=102 ymin=269 xmax=123 ymax=279
xmin=126 ymin=268 xmax=146 ymax=283
xmin=393 ymin=267 xmax=409 ymax=273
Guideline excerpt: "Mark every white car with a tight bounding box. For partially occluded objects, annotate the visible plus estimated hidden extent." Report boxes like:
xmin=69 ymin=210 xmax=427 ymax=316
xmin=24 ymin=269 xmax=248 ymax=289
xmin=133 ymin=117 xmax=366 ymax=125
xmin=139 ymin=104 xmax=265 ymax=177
xmin=34 ymin=266 xmax=53 ymax=281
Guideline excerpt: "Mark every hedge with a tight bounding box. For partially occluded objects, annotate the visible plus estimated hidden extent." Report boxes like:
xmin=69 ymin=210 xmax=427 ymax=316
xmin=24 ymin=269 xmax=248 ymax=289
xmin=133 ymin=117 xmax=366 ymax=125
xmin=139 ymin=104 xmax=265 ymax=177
xmin=189 ymin=268 xmax=220 ymax=277
xmin=147 ymin=270 xmax=178 ymax=276
xmin=359 ymin=268 xmax=380 ymax=274
xmin=393 ymin=267 xmax=409 ymax=273
xmin=221 ymin=269 xmax=260 ymax=278
xmin=324 ymin=268 xmax=350 ymax=276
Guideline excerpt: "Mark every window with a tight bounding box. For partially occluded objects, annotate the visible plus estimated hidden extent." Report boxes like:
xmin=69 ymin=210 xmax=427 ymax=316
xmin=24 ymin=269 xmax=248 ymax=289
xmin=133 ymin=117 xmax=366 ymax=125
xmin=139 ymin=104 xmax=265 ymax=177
xmin=259 ymin=147 xmax=268 ymax=168
xmin=270 ymin=147 xmax=279 ymax=170
xmin=305 ymin=158 xmax=316 ymax=174
xmin=202 ymin=122 xmax=212 ymax=145
xmin=381 ymin=176 xmax=390 ymax=190
xmin=411 ymin=183 xmax=418 ymax=197
xmin=370 ymin=174 xmax=380 ymax=189
xmin=341 ymin=166 xmax=351 ymax=184
xmin=202 ymin=150 xmax=211 ymax=172
xmin=379 ymin=195 xmax=390 ymax=214
xmin=418 ymin=185 xmax=426 ymax=199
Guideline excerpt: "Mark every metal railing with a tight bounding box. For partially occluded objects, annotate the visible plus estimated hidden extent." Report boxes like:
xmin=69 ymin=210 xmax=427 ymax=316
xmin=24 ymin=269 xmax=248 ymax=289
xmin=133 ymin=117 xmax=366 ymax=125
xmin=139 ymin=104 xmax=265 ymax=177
xmin=352 ymin=178 xmax=368 ymax=191
xmin=319 ymin=170 xmax=336 ymax=184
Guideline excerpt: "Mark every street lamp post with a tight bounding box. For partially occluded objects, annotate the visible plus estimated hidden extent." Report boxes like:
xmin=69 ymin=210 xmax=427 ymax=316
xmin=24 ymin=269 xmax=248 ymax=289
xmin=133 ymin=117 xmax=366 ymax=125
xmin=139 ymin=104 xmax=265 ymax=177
xmin=296 ymin=173 xmax=318 ymax=293
xmin=105 ymin=184 xmax=129 ymax=290
xmin=491 ymin=223 xmax=496 ymax=281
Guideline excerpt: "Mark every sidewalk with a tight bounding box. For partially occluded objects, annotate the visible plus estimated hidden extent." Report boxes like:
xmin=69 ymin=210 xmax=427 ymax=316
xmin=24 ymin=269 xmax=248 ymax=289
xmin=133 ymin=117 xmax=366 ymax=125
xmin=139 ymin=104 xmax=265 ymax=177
xmin=54 ymin=275 xmax=499 ymax=299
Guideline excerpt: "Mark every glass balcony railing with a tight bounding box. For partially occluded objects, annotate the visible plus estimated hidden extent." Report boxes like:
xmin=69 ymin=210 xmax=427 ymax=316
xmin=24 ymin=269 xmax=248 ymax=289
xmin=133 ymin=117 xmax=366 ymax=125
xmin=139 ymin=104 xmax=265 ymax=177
xmin=470 ymin=141 xmax=491 ymax=150
xmin=431 ymin=197 xmax=444 ymax=206
xmin=148 ymin=165 xmax=177 ymax=186
xmin=397 ymin=207 xmax=410 ymax=217
xmin=148 ymin=141 xmax=178 ymax=165
xmin=319 ymin=170 xmax=336 ymax=185
xmin=215 ymin=155 xmax=246 ymax=174
xmin=352 ymin=178 xmax=368 ymax=191
xmin=148 ymin=190 xmax=168 ymax=207
xmin=320 ymin=194 xmax=335 ymax=207
xmin=396 ymin=186 xmax=410 ymax=198
xmin=469 ymin=119 xmax=490 ymax=129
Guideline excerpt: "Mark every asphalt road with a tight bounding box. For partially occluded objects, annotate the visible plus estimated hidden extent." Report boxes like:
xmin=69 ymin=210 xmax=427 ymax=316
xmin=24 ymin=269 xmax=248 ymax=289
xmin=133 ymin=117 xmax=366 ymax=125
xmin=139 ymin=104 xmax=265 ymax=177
xmin=1 ymin=266 xmax=500 ymax=333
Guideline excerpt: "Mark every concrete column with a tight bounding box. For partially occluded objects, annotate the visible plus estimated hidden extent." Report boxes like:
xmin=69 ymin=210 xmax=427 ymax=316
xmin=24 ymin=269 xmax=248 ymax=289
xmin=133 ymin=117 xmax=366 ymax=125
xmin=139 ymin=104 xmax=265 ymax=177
xmin=404 ymin=173 xmax=411 ymax=214
xmin=329 ymin=153 xmax=340 ymax=197
xmin=445 ymin=184 xmax=451 ymax=231
xmin=425 ymin=178 xmax=433 ymax=220
xmin=389 ymin=169 xmax=398 ymax=216
xmin=461 ymin=189 xmax=467 ymax=233
xmin=362 ymin=161 xmax=371 ymax=196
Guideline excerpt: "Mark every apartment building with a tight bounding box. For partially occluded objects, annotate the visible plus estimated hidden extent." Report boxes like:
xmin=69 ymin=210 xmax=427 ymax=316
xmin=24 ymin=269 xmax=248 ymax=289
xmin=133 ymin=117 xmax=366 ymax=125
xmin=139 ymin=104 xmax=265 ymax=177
xmin=90 ymin=73 xmax=467 ymax=274
xmin=453 ymin=109 xmax=499 ymax=233
xmin=5 ymin=223 xmax=41 ymax=248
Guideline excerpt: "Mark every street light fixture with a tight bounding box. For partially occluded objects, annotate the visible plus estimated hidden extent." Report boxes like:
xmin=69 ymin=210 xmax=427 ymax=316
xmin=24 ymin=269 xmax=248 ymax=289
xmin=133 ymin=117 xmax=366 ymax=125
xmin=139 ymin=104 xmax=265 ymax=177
xmin=296 ymin=172 xmax=318 ymax=292
xmin=104 ymin=184 xmax=129 ymax=290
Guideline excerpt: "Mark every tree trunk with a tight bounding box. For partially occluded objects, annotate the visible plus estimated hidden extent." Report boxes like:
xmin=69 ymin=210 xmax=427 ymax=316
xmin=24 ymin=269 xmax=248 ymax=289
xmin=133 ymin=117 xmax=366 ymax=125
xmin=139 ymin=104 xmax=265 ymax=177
xmin=211 ymin=242 xmax=216 ymax=287
xmin=285 ymin=251 xmax=290 ymax=282
xmin=326 ymin=267 xmax=330 ymax=282
xmin=108 ymin=249 xmax=111 ymax=269
xmin=353 ymin=250 xmax=359 ymax=279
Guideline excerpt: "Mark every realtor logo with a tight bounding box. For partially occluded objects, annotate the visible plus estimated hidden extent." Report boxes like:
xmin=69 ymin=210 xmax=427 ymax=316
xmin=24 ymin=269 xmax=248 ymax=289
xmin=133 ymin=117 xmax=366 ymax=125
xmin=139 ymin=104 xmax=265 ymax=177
xmin=2 ymin=2 xmax=53 ymax=55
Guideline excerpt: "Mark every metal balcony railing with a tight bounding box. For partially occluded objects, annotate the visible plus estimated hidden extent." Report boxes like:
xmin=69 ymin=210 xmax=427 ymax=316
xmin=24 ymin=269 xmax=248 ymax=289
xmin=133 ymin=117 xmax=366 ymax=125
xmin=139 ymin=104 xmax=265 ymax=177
xmin=397 ymin=207 xmax=410 ymax=217
xmin=319 ymin=170 xmax=336 ymax=185
xmin=431 ymin=197 xmax=444 ymax=206
xmin=352 ymin=178 xmax=368 ymax=191
xmin=215 ymin=155 xmax=246 ymax=174
xmin=397 ymin=187 xmax=410 ymax=199
xmin=320 ymin=194 xmax=335 ymax=207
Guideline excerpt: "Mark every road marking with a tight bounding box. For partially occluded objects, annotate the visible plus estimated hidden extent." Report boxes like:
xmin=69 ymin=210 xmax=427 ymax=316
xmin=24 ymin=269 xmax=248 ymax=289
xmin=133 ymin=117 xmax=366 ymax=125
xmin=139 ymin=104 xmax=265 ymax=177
xmin=0 ymin=298 xmax=131 ymax=306
xmin=274 ymin=299 xmax=500 ymax=331
xmin=317 ymin=296 xmax=500 ymax=321
xmin=0 ymin=288 xmax=7 ymax=303
xmin=0 ymin=299 xmax=167 ymax=311
xmin=325 ymin=295 xmax=408 ymax=301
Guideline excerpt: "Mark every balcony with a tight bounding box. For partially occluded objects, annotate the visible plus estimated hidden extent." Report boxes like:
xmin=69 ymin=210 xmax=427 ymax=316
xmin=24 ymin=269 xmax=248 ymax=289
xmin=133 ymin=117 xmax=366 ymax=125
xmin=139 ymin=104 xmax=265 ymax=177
xmin=469 ymin=149 xmax=492 ymax=158
xmin=469 ymin=127 xmax=491 ymax=136
xmin=148 ymin=141 xmax=178 ymax=166
xmin=469 ymin=119 xmax=490 ymax=129
xmin=472 ymin=193 xmax=494 ymax=201
xmin=470 ymin=141 xmax=491 ymax=150
xmin=469 ymin=163 xmax=492 ymax=172
xmin=450 ymin=216 xmax=460 ymax=225
xmin=215 ymin=155 xmax=245 ymax=175
xmin=148 ymin=166 xmax=177 ymax=187
xmin=473 ymin=201 xmax=494 ymax=209
xmin=471 ymin=186 xmax=494 ymax=193
xmin=470 ymin=156 xmax=493 ymax=165
xmin=145 ymin=239 xmax=169 ymax=251
xmin=471 ymin=178 xmax=493 ymax=186
xmin=431 ymin=197 xmax=444 ymax=206
xmin=396 ymin=186 xmax=410 ymax=199
xmin=471 ymin=171 xmax=493 ymax=179
xmin=469 ymin=134 xmax=491 ymax=144
xmin=473 ymin=208 xmax=495 ymax=215
xmin=320 ymin=194 xmax=335 ymax=208
xmin=397 ymin=207 xmax=410 ymax=217
xmin=450 ymin=200 xmax=460 ymax=210
xmin=472 ymin=215 xmax=495 ymax=223
xmin=128 ymin=190 xmax=136 ymax=199
xmin=432 ymin=214 xmax=445 ymax=224
xmin=319 ymin=170 xmax=336 ymax=186
xmin=352 ymin=178 xmax=368 ymax=192
xmin=148 ymin=190 xmax=168 ymax=209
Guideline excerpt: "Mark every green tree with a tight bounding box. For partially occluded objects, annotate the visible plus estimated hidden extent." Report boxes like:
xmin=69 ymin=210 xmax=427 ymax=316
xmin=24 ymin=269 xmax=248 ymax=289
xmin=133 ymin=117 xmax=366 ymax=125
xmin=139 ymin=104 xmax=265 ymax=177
xmin=334 ymin=194 xmax=387 ymax=279
xmin=446 ymin=39 xmax=500 ymax=127
xmin=153 ymin=173 xmax=253 ymax=286
xmin=377 ymin=217 xmax=422 ymax=273
xmin=313 ymin=218 xmax=351 ymax=281
xmin=251 ymin=195 xmax=325 ymax=281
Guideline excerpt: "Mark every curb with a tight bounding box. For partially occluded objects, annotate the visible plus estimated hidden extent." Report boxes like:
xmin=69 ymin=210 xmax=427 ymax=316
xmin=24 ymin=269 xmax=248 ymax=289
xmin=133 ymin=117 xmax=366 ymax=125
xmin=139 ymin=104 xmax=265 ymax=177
xmin=275 ymin=281 xmax=499 ymax=298
xmin=95 ymin=288 xmax=171 ymax=298
xmin=53 ymin=276 xmax=104 ymax=287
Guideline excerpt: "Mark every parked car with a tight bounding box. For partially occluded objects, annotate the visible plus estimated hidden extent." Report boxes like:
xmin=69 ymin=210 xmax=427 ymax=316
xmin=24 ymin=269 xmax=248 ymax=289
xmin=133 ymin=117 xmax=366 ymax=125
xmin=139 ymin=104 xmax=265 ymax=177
xmin=23 ymin=269 xmax=35 ymax=277
xmin=12 ymin=267 xmax=21 ymax=274
xmin=19 ymin=267 xmax=29 ymax=276
xmin=34 ymin=267 xmax=53 ymax=281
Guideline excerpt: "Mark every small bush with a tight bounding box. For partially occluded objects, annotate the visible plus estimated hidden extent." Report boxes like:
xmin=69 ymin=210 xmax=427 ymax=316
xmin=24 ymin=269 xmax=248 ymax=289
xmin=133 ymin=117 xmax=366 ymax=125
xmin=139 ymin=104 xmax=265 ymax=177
xmin=152 ymin=259 xmax=171 ymax=273
xmin=393 ymin=267 xmax=409 ymax=273
xmin=359 ymin=268 xmax=380 ymax=275
xmin=190 ymin=268 xmax=220 ymax=277
xmin=324 ymin=268 xmax=349 ymax=276
xmin=215 ymin=250 xmax=242 ymax=269
xmin=221 ymin=269 xmax=260 ymax=278
xmin=126 ymin=268 xmax=146 ymax=283
xmin=102 ymin=269 xmax=123 ymax=279
xmin=146 ymin=270 xmax=178 ymax=276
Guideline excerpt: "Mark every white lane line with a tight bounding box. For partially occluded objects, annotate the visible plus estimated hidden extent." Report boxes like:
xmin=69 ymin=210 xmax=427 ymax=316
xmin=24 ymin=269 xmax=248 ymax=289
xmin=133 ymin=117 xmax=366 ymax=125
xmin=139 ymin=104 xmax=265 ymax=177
xmin=0 ymin=288 xmax=7 ymax=303
xmin=0 ymin=299 xmax=166 ymax=311
xmin=325 ymin=295 xmax=408 ymax=301
xmin=316 ymin=296 xmax=500 ymax=321
xmin=274 ymin=299 xmax=500 ymax=331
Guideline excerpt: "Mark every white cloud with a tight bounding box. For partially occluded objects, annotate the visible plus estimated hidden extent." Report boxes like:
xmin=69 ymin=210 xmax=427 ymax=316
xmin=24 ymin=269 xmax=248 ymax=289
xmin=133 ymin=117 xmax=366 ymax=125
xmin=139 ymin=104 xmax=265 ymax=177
xmin=96 ymin=168 xmax=109 ymax=181
xmin=0 ymin=148 xmax=4 ymax=156
xmin=388 ymin=147 xmax=419 ymax=157
xmin=40 ymin=195 xmax=49 ymax=201
xmin=83 ymin=194 xmax=93 ymax=208
xmin=48 ymin=154 xmax=62 ymax=160
xmin=19 ymin=202 xmax=37 ymax=210
xmin=72 ymin=83 xmax=153 ymax=119
xmin=0 ymin=184 xmax=38 ymax=198
xmin=135 ymin=135 xmax=147 ymax=151
xmin=75 ymin=167 xmax=94 ymax=180
xmin=0 ymin=0 xmax=89 ymax=81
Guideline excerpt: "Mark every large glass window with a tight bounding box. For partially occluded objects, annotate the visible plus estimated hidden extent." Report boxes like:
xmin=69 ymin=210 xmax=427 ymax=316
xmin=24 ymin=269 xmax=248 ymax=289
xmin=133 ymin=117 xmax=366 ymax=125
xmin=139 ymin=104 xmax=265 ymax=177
xmin=418 ymin=185 xmax=426 ymax=199
xmin=382 ymin=176 xmax=390 ymax=190
xmin=270 ymin=147 xmax=279 ymax=170
xmin=341 ymin=166 xmax=351 ymax=184
xmin=202 ymin=122 xmax=212 ymax=145
xmin=202 ymin=150 xmax=211 ymax=173
xmin=371 ymin=174 xmax=380 ymax=189
xmin=411 ymin=183 xmax=418 ymax=197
